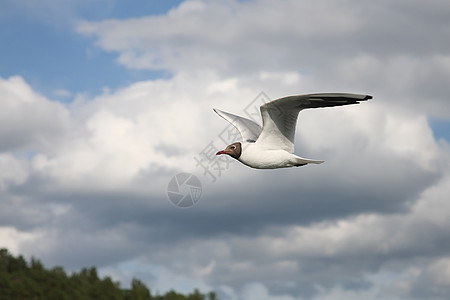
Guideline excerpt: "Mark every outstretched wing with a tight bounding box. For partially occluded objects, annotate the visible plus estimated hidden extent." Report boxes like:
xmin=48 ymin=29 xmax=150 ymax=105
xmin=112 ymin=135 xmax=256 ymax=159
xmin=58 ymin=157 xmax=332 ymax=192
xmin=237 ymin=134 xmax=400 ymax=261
xmin=213 ymin=108 xmax=262 ymax=143
xmin=256 ymin=93 xmax=372 ymax=152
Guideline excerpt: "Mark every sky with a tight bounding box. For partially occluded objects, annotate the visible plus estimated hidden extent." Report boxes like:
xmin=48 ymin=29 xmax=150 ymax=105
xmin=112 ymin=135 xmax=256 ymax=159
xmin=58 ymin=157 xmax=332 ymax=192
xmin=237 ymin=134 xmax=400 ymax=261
xmin=1 ymin=0 xmax=450 ymax=299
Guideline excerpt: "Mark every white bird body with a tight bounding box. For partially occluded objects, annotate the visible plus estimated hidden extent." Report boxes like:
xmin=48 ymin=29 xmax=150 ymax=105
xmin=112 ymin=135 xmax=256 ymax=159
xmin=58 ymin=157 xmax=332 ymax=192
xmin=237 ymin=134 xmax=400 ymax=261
xmin=238 ymin=142 xmax=323 ymax=169
xmin=214 ymin=93 xmax=371 ymax=169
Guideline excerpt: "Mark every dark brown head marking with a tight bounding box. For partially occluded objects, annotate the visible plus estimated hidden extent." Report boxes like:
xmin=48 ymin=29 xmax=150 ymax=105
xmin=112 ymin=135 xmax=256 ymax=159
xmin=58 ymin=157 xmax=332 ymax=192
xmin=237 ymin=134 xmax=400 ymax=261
xmin=216 ymin=142 xmax=242 ymax=159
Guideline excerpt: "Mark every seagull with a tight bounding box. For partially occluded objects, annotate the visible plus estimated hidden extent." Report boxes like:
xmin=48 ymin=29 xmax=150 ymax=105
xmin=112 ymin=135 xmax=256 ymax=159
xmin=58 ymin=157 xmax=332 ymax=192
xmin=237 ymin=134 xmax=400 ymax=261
xmin=214 ymin=93 xmax=372 ymax=169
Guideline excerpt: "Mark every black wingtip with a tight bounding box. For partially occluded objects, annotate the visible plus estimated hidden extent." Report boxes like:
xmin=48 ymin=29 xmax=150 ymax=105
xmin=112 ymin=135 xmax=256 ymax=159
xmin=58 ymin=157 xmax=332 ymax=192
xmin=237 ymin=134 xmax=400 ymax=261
xmin=364 ymin=95 xmax=373 ymax=100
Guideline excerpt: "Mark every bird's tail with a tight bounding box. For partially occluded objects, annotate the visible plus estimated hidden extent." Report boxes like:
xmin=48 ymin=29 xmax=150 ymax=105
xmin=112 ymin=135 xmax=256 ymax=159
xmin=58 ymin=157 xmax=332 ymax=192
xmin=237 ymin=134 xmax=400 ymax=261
xmin=306 ymin=159 xmax=324 ymax=164
xmin=294 ymin=156 xmax=324 ymax=166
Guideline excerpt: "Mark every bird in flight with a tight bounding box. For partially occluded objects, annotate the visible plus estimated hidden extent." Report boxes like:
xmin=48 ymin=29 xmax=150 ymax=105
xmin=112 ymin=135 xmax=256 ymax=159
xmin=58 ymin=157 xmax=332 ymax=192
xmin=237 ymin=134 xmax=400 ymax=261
xmin=214 ymin=93 xmax=371 ymax=169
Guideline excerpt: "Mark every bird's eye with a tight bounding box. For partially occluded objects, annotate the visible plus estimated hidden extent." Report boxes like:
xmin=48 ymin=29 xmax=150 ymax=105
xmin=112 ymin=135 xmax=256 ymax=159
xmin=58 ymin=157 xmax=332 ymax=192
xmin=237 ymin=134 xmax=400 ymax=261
xmin=230 ymin=145 xmax=236 ymax=150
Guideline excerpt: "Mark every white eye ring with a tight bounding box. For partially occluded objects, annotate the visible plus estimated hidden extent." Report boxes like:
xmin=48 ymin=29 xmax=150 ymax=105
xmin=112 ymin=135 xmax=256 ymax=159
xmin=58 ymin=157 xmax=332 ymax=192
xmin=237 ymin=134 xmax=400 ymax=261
xmin=230 ymin=145 xmax=236 ymax=150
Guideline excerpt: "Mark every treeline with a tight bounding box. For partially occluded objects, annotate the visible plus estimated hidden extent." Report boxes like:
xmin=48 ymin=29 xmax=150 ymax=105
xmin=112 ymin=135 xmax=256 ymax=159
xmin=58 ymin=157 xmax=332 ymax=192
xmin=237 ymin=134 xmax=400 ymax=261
xmin=0 ymin=248 xmax=217 ymax=300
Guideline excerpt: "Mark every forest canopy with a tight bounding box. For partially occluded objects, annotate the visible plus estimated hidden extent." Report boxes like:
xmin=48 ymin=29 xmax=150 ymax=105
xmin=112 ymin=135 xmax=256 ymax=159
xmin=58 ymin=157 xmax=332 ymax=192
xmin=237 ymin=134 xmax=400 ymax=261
xmin=0 ymin=248 xmax=217 ymax=300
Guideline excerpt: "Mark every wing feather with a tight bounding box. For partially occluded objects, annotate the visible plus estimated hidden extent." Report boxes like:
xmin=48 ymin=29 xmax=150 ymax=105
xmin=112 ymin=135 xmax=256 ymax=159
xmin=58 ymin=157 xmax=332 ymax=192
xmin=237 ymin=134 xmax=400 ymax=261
xmin=213 ymin=108 xmax=262 ymax=143
xmin=256 ymin=93 xmax=372 ymax=152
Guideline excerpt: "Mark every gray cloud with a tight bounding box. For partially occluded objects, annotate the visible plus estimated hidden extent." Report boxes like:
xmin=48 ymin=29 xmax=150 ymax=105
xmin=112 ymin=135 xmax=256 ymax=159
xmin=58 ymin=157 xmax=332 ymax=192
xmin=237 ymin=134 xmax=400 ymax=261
xmin=2 ymin=71 xmax=448 ymax=298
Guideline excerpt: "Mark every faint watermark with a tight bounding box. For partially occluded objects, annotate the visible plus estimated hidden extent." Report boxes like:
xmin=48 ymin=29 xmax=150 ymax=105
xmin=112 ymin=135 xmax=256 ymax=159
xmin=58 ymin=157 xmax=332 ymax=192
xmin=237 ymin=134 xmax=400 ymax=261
xmin=167 ymin=92 xmax=272 ymax=208
xmin=167 ymin=173 xmax=202 ymax=208
xmin=194 ymin=92 xmax=271 ymax=182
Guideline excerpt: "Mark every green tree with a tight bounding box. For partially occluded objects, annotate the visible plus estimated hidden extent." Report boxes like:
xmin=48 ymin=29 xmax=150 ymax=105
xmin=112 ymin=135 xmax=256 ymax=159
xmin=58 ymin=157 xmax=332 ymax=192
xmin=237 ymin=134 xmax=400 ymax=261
xmin=0 ymin=248 xmax=217 ymax=300
xmin=129 ymin=278 xmax=152 ymax=300
xmin=162 ymin=289 xmax=187 ymax=300
xmin=188 ymin=288 xmax=205 ymax=300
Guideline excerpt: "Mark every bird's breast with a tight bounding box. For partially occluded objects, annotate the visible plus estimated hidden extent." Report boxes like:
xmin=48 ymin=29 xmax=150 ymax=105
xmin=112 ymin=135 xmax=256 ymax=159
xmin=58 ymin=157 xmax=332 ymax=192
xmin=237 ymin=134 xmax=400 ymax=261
xmin=238 ymin=143 xmax=298 ymax=169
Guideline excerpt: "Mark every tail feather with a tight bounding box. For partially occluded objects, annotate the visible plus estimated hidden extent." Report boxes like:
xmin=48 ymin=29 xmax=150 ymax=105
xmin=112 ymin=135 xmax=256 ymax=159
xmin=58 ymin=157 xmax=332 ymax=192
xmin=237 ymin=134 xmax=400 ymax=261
xmin=295 ymin=156 xmax=324 ymax=165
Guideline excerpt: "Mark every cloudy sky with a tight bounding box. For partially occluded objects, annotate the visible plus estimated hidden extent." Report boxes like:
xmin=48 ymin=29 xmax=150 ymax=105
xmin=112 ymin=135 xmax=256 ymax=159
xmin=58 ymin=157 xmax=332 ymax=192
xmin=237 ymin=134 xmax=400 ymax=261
xmin=1 ymin=0 xmax=450 ymax=299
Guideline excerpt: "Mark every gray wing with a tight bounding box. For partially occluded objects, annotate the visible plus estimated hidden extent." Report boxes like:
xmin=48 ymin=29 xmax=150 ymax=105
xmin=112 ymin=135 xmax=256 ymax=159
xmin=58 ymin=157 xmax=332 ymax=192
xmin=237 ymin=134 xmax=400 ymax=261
xmin=256 ymin=93 xmax=372 ymax=152
xmin=213 ymin=108 xmax=262 ymax=143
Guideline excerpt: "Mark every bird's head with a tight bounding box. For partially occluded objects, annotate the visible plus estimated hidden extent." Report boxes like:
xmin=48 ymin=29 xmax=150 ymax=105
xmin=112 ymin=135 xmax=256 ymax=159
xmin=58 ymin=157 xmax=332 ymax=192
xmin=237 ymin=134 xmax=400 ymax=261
xmin=216 ymin=142 xmax=242 ymax=159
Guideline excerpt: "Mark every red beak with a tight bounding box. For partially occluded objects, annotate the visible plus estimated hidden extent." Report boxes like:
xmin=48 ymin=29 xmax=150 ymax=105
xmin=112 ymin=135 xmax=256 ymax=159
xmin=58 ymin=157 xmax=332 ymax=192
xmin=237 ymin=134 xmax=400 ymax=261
xmin=216 ymin=150 xmax=227 ymax=155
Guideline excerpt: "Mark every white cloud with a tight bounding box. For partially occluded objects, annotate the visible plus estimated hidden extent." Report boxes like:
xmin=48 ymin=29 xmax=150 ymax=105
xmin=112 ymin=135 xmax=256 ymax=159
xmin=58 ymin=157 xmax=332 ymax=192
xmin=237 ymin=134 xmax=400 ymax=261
xmin=76 ymin=0 xmax=450 ymax=122
xmin=0 ymin=76 xmax=71 ymax=152
xmin=328 ymin=54 xmax=450 ymax=118
xmin=76 ymin=0 xmax=365 ymax=72
xmin=0 ymin=226 xmax=42 ymax=256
